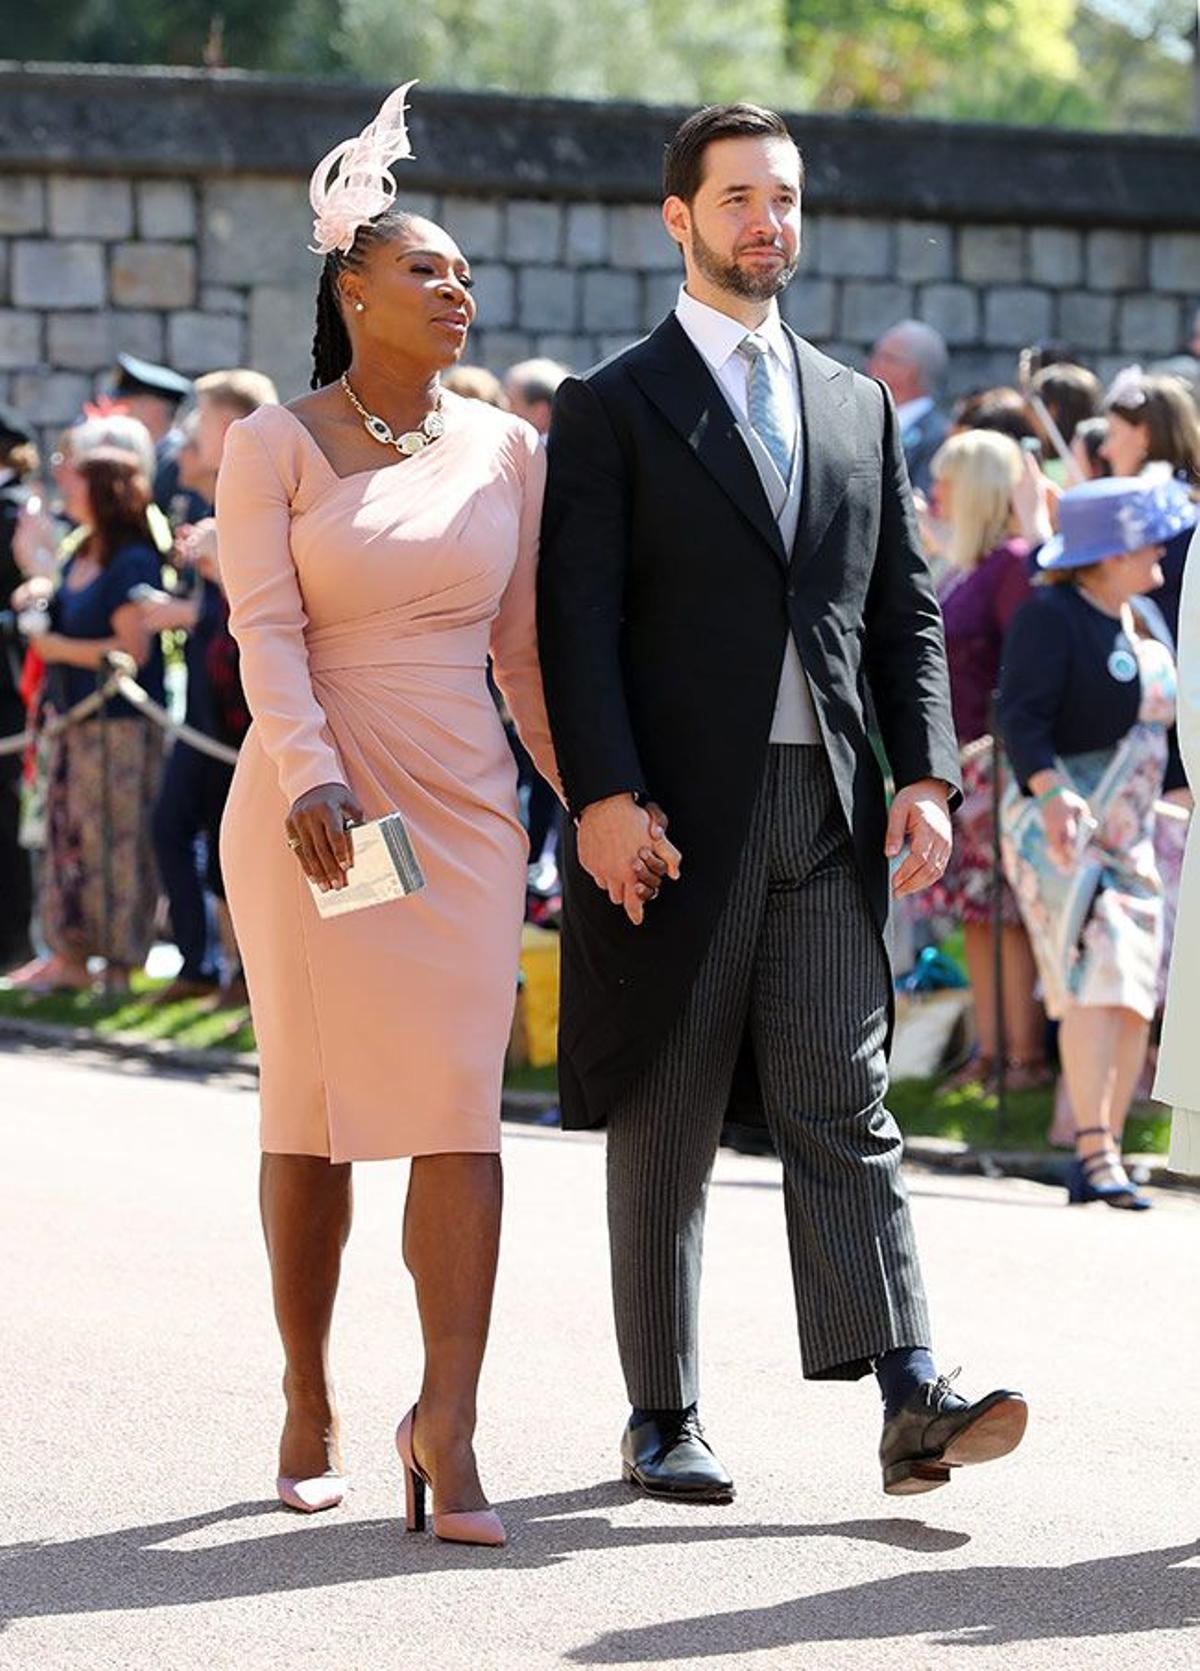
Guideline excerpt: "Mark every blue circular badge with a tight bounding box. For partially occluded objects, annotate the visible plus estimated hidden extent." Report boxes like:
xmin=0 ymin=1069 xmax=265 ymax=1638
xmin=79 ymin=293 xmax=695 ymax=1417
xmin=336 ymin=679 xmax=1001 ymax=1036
xmin=1107 ymin=647 xmax=1138 ymax=683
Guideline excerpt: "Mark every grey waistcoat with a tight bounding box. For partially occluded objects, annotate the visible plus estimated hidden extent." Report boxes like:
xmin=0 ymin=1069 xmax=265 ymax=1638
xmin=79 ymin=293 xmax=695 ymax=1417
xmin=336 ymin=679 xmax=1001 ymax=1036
xmin=735 ymin=402 xmax=821 ymax=746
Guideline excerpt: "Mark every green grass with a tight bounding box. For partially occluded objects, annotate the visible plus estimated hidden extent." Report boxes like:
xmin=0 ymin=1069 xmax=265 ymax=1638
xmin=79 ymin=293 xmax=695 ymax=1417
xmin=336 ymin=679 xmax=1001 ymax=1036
xmin=0 ymin=978 xmax=256 ymax=1055
xmin=503 ymin=1063 xmax=559 ymax=1096
xmin=0 ymin=982 xmax=1171 ymax=1153
xmin=887 ymin=1075 xmax=1171 ymax=1156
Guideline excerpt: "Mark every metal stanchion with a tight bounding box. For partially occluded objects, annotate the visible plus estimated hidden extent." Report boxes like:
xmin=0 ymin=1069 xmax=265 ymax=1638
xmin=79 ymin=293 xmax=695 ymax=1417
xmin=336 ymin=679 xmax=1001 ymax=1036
xmin=989 ymin=695 xmax=1007 ymax=1142
xmin=97 ymin=667 xmax=114 ymax=986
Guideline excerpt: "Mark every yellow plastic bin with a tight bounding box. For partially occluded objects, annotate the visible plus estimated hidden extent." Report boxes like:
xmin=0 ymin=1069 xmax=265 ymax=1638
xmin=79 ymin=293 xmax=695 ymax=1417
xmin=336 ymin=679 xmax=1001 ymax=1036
xmin=519 ymin=924 xmax=560 ymax=1068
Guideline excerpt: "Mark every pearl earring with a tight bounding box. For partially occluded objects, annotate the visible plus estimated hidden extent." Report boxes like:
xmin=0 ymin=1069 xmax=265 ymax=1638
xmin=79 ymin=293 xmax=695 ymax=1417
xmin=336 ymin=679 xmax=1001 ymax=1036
xmin=354 ymin=302 xmax=365 ymax=313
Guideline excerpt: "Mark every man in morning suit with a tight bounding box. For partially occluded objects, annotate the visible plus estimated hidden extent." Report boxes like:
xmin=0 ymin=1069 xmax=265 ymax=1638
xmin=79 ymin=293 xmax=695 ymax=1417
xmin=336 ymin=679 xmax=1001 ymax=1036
xmin=538 ymin=103 xmax=1027 ymax=1503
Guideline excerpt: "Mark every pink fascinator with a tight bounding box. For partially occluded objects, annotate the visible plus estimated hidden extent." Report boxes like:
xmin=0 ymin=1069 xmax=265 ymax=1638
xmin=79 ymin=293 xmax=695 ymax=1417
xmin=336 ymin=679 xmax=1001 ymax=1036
xmin=309 ymin=81 xmax=418 ymax=257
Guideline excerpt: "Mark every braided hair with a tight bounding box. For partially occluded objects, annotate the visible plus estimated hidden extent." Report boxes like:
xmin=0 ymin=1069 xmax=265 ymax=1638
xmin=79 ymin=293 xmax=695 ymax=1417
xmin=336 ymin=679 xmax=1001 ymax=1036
xmin=310 ymin=207 xmax=417 ymax=390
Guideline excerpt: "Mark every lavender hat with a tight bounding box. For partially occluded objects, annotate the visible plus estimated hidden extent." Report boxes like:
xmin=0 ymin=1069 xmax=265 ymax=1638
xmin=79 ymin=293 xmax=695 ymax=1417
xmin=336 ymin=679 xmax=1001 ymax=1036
xmin=1038 ymin=473 xmax=1197 ymax=571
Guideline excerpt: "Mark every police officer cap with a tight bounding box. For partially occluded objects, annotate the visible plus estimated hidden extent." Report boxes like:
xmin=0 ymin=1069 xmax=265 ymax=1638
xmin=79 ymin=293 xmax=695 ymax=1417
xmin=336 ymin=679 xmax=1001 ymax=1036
xmin=112 ymin=352 xmax=193 ymax=405
xmin=0 ymin=403 xmax=36 ymax=449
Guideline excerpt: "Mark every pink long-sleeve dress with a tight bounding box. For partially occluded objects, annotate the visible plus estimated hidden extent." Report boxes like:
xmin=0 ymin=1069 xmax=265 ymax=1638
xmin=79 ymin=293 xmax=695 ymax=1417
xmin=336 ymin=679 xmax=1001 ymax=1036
xmin=216 ymin=396 xmax=558 ymax=1161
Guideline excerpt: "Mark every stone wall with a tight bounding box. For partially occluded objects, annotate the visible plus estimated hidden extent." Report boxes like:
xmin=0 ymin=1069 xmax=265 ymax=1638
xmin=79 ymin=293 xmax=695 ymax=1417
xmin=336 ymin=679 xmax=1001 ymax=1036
xmin=2 ymin=65 xmax=1199 ymax=435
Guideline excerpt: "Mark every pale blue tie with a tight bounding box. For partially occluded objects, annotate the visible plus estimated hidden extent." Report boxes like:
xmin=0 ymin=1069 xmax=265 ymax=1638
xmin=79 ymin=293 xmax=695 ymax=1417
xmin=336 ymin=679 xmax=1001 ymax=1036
xmin=737 ymin=332 xmax=794 ymax=484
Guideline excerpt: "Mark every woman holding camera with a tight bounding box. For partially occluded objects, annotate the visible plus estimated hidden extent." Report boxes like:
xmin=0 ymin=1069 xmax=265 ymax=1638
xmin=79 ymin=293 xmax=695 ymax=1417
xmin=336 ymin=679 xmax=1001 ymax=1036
xmin=999 ymin=475 xmax=1196 ymax=1210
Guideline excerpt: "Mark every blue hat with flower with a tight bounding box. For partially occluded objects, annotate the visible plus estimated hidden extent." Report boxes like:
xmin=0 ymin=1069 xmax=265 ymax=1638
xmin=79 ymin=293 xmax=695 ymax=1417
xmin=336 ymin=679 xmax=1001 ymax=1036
xmin=1037 ymin=473 xmax=1197 ymax=571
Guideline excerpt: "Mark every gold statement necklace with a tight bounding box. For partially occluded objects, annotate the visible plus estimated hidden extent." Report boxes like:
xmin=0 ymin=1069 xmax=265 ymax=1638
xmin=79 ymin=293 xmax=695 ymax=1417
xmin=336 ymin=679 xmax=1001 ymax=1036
xmin=340 ymin=372 xmax=446 ymax=456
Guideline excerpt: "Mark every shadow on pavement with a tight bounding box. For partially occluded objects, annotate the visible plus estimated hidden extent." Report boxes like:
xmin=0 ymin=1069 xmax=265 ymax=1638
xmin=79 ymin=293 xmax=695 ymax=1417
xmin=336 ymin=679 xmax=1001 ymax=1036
xmin=567 ymin=1538 xmax=1200 ymax=1660
xmin=0 ymin=1482 xmax=971 ymax=1626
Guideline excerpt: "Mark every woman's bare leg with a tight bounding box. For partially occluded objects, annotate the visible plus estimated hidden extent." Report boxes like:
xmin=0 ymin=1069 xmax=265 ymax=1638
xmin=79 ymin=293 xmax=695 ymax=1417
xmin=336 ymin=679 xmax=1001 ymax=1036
xmin=963 ymin=922 xmax=998 ymax=1062
xmin=1059 ymin=1005 xmax=1147 ymax=1184
xmin=260 ymin=1153 xmax=353 ymax=1479
xmin=403 ymin=1152 xmax=503 ymax=1512
xmin=1108 ymin=1009 xmax=1152 ymax=1145
xmin=1060 ymin=1005 xmax=1118 ymax=1144
xmin=1000 ymin=925 xmax=1046 ymax=1069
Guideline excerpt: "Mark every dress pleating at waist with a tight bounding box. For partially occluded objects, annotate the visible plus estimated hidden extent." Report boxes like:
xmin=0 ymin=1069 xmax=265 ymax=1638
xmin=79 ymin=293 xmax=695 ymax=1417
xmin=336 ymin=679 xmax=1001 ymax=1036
xmin=305 ymin=615 xmax=488 ymax=675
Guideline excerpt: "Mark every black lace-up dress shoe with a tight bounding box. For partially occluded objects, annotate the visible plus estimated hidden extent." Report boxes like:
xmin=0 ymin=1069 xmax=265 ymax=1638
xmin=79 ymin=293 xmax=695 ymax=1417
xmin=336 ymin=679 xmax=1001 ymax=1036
xmin=880 ymin=1373 xmax=1028 ymax=1495
xmin=620 ymin=1407 xmax=735 ymax=1503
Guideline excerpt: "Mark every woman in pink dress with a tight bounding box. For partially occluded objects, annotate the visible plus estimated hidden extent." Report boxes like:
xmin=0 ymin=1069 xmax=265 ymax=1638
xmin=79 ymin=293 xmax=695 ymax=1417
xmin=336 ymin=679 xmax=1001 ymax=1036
xmin=216 ymin=89 xmax=660 ymax=1544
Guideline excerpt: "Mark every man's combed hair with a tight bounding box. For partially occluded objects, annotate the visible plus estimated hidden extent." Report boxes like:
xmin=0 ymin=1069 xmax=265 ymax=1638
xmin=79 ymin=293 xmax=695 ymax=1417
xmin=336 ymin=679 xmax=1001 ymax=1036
xmin=310 ymin=206 xmax=418 ymax=390
xmin=663 ymin=103 xmax=802 ymax=205
xmin=194 ymin=368 xmax=279 ymax=416
xmin=506 ymin=358 xmax=570 ymax=408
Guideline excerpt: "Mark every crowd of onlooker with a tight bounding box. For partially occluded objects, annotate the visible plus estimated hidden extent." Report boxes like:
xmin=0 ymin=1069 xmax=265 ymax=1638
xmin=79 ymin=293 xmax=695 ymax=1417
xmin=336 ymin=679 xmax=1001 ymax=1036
xmin=869 ymin=307 xmax=1200 ymax=1204
xmin=0 ymin=358 xmax=278 ymax=1002
xmin=3 ymin=306 xmax=1199 ymax=1196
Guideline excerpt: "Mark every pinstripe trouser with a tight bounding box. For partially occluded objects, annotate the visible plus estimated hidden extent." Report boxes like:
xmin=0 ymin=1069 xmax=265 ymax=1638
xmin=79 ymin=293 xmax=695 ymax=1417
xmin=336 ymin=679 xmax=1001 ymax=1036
xmin=607 ymin=745 xmax=931 ymax=1408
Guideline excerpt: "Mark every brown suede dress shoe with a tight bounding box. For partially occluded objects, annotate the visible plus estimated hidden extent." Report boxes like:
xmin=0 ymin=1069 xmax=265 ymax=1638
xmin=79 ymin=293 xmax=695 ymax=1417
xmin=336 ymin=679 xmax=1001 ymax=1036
xmin=880 ymin=1374 xmax=1028 ymax=1495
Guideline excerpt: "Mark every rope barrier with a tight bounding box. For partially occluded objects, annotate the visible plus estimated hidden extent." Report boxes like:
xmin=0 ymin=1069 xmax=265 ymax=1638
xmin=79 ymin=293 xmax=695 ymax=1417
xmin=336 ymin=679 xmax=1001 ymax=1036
xmin=0 ymin=665 xmax=126 ymax=757
xmin=106 ymin=670 xmax=240 ymax=766
xmin=0 ymin=653 xmax=239 ymax=765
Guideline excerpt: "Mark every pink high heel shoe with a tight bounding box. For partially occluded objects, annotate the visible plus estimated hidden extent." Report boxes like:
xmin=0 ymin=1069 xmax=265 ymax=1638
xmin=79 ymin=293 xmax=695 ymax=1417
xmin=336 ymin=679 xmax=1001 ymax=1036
xmin=395 ymin=1406 xmax=506 ymax=1547
xmin=276 ymin=1472 xmax=348 ymax=1514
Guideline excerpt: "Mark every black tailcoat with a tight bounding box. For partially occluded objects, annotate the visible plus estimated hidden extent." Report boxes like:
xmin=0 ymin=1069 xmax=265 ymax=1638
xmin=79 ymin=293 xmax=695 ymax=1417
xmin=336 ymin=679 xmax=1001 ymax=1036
xmin=537 ymin=316 xmax=961 ymax=1130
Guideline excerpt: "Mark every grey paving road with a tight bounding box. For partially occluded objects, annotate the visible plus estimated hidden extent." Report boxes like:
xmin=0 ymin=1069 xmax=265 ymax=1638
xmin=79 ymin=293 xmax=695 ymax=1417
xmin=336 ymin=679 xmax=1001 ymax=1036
xmin=2 ymin=1041 xmax=1198 ymax=1671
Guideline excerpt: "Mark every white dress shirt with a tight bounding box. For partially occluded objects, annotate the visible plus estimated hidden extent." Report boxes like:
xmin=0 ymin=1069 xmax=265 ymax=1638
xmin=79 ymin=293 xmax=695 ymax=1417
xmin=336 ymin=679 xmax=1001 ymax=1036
xmin=675 ymin=285 xmax=798 ymax=441
xmin=673 ymin=285 xmax=820 ymax=747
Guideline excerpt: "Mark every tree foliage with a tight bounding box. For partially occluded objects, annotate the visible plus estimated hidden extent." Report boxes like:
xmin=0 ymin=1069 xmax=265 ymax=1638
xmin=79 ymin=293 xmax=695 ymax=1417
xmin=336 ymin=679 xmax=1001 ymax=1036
xmin=7 ymin=1 xmax=1195 ymax=132
xmin=1071 ymin=0 xmax=1195 ymax=132
xmin=332 ymin=0 xmax=791 ymax=104
xmin=6 ymin=1 xmax=343 ymax=75
xmin=782 ymin=0 xmax=1096 ymax=125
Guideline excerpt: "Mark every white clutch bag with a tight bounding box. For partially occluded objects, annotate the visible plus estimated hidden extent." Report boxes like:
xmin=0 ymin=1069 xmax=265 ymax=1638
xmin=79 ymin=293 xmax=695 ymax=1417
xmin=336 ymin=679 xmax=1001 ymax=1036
xmin=307 ymin=812 xmax=425 ymax=919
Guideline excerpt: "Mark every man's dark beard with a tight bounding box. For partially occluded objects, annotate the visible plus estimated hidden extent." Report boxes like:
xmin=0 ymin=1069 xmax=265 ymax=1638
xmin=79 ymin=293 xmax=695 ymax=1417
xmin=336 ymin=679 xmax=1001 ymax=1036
xmin=691 ymin=226 xmax=798 ymax=301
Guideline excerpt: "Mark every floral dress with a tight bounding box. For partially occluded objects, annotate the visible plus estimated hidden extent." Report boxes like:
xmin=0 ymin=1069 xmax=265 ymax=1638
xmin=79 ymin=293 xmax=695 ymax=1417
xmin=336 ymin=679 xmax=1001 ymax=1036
xmin=920 ymin=541 xmax=1031 ymax=934
xmin=1000 ymin=629 xmax=1175 ymax=1022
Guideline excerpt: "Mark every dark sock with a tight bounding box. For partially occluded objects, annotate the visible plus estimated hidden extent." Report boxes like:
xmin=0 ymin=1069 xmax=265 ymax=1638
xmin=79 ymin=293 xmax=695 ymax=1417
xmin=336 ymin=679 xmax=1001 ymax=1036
xmin=875 ymin=1347 xmax=937 ymax=1419
xmin=630 ymin=1403 xmax=693 ymax=1427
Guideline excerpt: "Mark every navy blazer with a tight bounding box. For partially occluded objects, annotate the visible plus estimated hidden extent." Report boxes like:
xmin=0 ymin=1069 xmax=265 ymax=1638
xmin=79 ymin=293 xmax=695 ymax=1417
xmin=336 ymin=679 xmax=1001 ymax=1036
xmin=998 ymin=583 xmax=1184 ymax=794
xmin=901 ymin=403 xmax=950 ymax=497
